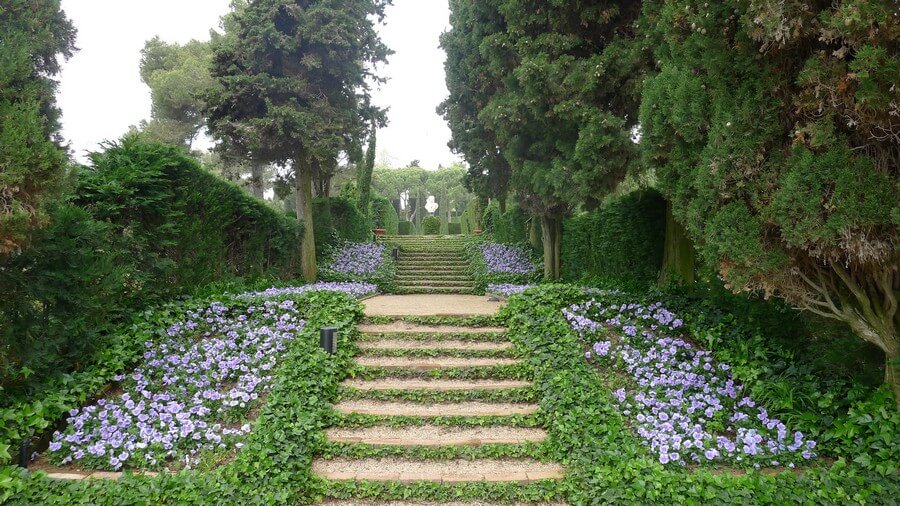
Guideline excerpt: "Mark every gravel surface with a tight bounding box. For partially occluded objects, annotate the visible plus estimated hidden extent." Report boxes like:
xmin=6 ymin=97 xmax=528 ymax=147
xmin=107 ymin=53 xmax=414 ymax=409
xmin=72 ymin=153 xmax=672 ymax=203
xmin=341 ymin=379 xmax=532 ymax=391
xmin=357 ymin=340 xmax=513 ymax=351
xmin=326 ymin=425 xmax=547 ymax=445
xmin=363 ymin=295 xmax=504 ymax=316
xmin=333 ymin=400 xmax=539 ymax=416
xmin=359 ymin=323 xmax=507 ymax=334
xmin=355 ymin=357 xmax=520 ymax=368
xmin=313 ymin=457 xmax=564 ymax=477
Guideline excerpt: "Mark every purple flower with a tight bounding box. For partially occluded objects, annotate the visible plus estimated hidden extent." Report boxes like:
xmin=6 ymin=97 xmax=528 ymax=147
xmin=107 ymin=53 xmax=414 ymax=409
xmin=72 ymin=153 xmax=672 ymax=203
xmin=479 ymin=243 xmax=537 ymax=274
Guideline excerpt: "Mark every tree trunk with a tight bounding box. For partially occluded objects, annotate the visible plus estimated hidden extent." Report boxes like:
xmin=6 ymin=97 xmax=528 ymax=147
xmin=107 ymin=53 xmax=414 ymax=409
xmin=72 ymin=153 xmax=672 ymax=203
xmin=541 ymin=215 xmax=561 ymax=280
xmin=658 ymin=199 xmax=695 ymax=285
xmin=250 ymin=162 xmax=265 ymax=199
xmin=295 ymin=166 xmax=317 ymax=282
xmin=528 ymin=217 xmax=542 ymax=251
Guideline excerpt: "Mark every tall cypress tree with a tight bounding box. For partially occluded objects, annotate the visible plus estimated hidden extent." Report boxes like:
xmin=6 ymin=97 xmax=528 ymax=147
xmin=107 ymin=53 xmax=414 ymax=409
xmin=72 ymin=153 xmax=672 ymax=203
xmin=357 ymin=124 xmax=377 ymax=219
xmin=442 ymin=0 xmax=646 ymax=279
xmin=205 ymin=0 xmax=390 ymax=280
xmin=0 ymin=0 xmax=76 ymax=255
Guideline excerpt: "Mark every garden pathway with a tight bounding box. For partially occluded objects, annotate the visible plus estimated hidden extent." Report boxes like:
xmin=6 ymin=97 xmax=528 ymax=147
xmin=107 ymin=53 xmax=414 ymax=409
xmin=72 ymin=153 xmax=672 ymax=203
xmin=387 ymin=236 xmax=477 ymax=294
xmin=314 ymin=278 xmax=566 ymax=504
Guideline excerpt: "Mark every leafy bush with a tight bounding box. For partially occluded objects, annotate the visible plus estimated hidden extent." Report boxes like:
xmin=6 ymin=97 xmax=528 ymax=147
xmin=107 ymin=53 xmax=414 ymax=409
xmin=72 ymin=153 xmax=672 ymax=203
xmin=370 ymin=195 xmax=398 ymax=234
xmin=422 ymin=215 xmax=441 ymax=235
xmin=561 ymin=189 xmax=665 ymax=288
xmin=447 ymin=222 xmax=462 ymax=235
xmin=397 ymin=221 xmax=413 ymax=235
xmin=0 ymin=137 xmax=301 ymax=399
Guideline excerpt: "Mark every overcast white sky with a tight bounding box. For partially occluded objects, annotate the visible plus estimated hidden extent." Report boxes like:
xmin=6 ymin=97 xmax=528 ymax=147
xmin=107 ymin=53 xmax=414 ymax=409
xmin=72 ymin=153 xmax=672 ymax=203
xmin=57 ymin=0 xmax=462 ymax=168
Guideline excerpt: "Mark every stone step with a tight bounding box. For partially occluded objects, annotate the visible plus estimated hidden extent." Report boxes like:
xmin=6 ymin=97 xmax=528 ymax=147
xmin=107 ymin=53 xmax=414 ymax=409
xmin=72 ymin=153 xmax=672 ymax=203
xmin=359 ymin=324 xmax=507 ymax=334
xmin=355 ymin=357 xmax=520 ymax=369
xmin=341 ymin=379 xmax=531 ymax=392
xmin=313 ymin=457 xmax=564 ymax=483
xmin=357 ymin=340 xmax=513 ymax=351
xmin=325 ymin=425 xmax=547 ymax=446
xmin=333 ymin=400 xmax=539 ymax=417
xmin=395 ymin=271 xmax=470 ymax=276
xmin=393 ymin=288 xmax=478 ymax=295
xmin=395 ymin=280 xmax=475 ymax=288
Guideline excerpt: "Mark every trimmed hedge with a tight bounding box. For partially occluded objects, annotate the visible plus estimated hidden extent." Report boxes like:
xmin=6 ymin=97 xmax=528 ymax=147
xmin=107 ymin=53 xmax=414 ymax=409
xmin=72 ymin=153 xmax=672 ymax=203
xmin=397 ymin=221 xmax=413 ymax=235
xmin=447 ymin=222 xmax=462 ymax=235
xmin=0 ymin=137 xmax=301 ymax=400
xmin=483 ymin=202 xmax=529 ymax=244
xmin=312 ymin=196 xmax=370 ymax=255
xmin=370 ymin=195 xmax=399 ymax=235
xmin=561 ymin=189 xmax=666 ymax=288
xmin=422 ymin=216 xmax=441 ymax=235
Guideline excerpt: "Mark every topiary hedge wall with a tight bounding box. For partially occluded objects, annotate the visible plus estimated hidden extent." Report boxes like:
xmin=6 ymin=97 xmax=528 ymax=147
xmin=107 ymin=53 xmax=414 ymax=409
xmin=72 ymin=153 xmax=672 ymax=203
xmin=561 ymin=189 xmax=666 ymax=288
xmin=312 ymin=196 xmax=371 ymax=255
xmin=0 ymin=136 xmax=302 ymax=400
xmin=483 ymin=202 xmax=529 ymax=244
xmin=370 ymin=195 xmax=399 ymax=235
xmin=422 ymin=215 xmax=441 ymax=235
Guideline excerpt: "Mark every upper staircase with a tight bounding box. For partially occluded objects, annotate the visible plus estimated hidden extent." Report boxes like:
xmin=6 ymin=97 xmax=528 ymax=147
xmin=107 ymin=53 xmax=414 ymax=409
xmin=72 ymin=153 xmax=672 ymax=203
xmin=384 ymin=236 xmax=476 ymax=294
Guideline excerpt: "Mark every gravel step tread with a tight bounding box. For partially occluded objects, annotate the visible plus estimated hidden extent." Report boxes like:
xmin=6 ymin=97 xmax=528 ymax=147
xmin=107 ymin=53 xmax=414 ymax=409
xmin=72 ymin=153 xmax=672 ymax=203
xmin=358 ymin=341 xmax=512 ymax=351
xmin=355 ymin=357 xmax=520 ymax=369
xmin=325 ymin=425 xmax=547 ymax=446
xmin=313 ymin=457 xmax=564 ymax=483
xmin=340 ymin=379 xmax=531 ymax=391
xmin=359 ymin=324 xmax=507 ymax=334
xmin=333 ymin=400 xmax=539 ymax=417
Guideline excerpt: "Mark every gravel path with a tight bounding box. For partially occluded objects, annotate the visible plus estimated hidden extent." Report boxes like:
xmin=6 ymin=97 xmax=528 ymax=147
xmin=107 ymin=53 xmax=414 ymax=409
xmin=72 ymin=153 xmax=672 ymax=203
xmin=363 ymin=295 xmax=504 ymax=316
xmin=313 ymin=457 xmax=564 ymax=482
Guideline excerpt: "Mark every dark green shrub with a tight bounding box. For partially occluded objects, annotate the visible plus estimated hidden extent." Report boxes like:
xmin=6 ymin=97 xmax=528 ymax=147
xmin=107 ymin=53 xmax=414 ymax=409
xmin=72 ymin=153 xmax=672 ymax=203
xmin=0 ymin=136 xmax=302 ymax=400
xmin=422 ymin=215 xmax=441 ymax=235
xmin=561 ymin=189 xmax=665 ymax=288
xmin=370 ymin=195 xmax=399 ymax=234
xmin=398 ymin=221 xmax=413 ymax=235
xmin=447 ymin=222 xmax=462 ymax=235
xmin=483 ymin=202 xmax=529 ymax=244
xmin=312 ymin=196 xmax=370 ymax=254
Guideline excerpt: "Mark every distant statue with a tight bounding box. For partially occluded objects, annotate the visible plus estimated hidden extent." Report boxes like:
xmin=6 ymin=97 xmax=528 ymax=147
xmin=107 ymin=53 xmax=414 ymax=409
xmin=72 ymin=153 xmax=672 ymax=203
xmin=425 ymin=196 xmax=439 ymax=214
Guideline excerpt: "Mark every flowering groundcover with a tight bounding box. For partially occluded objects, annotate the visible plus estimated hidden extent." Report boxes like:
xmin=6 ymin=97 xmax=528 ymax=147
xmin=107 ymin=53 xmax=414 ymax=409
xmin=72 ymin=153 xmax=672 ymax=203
xmin=565 ymin=296 xmax=816 ymax=468
xmin=466 ymin=242 xmax=539 ymax=294
xmin=318 ymin=242 xmax=394 ymax=291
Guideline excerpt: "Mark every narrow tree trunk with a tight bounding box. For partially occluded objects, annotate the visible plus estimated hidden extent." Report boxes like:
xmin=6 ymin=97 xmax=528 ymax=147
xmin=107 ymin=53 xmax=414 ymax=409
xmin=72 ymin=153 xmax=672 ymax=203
xmin=658 ymin=199 xmax=695 ymax=285
xmin=528 ymin=217 xmax=542 ymax=251
xmin=250 ymin=162 xmax=265 ymax=199
xmin=540 ymin=215 xmax=561 ymax=280
xmin=295 ymin=166 xmax=317 ymax=282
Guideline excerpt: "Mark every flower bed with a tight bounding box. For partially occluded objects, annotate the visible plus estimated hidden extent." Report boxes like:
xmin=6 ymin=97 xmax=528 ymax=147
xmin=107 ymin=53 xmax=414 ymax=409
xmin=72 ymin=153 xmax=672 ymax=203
xmin=466 ymin=242 xmax=539 ymax=294
xmin=486 ymin=283 xmax=537 ymax=297
xmin=47 ymin=299 xmax=304 ymax=471
xmin=564 ymin=298 xmax=816 ymax=468
xmin=318 ymin=242 xmax=394 ymax=291
xmin=239 ymin=282 xmax=378 ymax=300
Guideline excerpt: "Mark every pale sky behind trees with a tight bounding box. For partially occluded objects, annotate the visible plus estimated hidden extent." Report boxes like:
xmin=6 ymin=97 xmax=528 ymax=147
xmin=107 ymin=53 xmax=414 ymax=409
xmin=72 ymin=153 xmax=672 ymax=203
xmin=58 ymin=0 xmax=462 ymax=168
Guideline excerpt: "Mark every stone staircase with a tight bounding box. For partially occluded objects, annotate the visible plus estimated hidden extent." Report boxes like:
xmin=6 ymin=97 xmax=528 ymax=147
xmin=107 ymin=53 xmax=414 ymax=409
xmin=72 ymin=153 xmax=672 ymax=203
xmin=386 ymin=236 xmax=476 ymax=294
xmin=313 ymin=321 xmax=565 ymax=500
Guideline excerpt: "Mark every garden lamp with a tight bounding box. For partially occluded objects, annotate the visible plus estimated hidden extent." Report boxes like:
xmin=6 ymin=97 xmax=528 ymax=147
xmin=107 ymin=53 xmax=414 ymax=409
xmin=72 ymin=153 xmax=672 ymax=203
xmin=320 ymin=327 xmax=338 ymax=355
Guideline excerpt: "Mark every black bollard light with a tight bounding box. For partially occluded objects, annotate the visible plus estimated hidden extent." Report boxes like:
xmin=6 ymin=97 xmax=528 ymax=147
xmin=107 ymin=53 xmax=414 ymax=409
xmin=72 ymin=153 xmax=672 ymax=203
xmin=320 ymin=327 xmax=338 ymax=355
xmin=391 ymin=247 xmax=399 ymax=260
xmin=18 ymin=438 xmax=30 ymax=468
